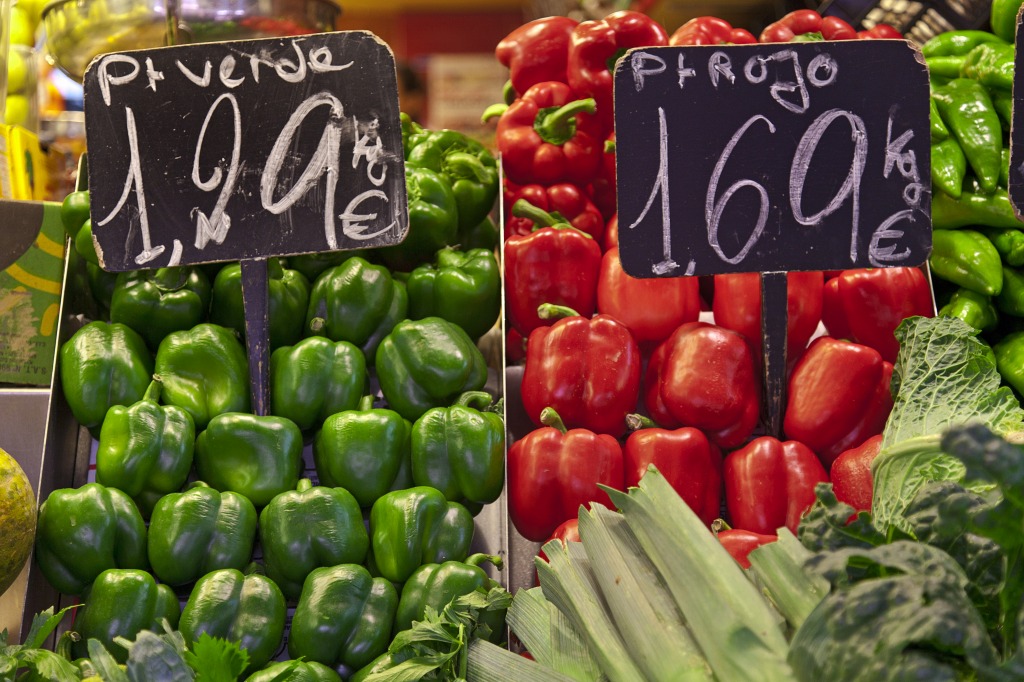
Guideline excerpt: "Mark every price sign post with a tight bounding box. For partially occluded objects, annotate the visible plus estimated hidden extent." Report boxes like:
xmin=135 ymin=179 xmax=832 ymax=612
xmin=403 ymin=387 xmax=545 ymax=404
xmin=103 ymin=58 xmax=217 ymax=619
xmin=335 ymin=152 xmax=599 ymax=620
xmin=614 ymin=40 xmax=931 ymax=435
xmin=82 ymin=31 xmax=407 ymax=415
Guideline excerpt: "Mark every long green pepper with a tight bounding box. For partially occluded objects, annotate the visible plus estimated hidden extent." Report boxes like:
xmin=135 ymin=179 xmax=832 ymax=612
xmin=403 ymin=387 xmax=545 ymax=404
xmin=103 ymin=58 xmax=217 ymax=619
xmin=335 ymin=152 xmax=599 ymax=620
xmin=932 ymin=78 xmax=1003 ymax=193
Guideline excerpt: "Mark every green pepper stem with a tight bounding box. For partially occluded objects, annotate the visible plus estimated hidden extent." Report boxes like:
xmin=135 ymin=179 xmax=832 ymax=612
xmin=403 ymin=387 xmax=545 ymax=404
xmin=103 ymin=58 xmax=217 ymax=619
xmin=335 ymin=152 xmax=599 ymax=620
xmin=503 ymin=80 xmax=517 ymax=105
xmin=244 ymin=561 xmax=265 ymax=577
xmin=186 ymin=480 xmax=211 ymax=491
xmin=268 ymin=258 xmax=285 ymax=280
xmin=465 ymin=553 xmax=504 ymax=570
xmin=296 ymin=478 xmax=313 ymax=493
xmin=481 ymin=103 xmax=508 ymax=123
xmin=626 ymin=413 xmax=659 ymax=431
xmin=540 ymin=407 xmax=568 ymax=434
xmin=151 ymin=267 xmax=187 ymax=291
xmin=143 ymin=378 xmax=162 ymax=404
xmin=55 ymin=629 xmax=80 ymax=661
xmin=309 ymin=317 xmax=326 ymax=334
xmin=537 ymin=303 xmax=580 ymax=320
xmin=535 ymin=98 xmax=597 ymax=146
xmin=445 ymin=152 xmax=492 ymax=183
xmin=455 ymin=391 xmax=494 ymax=410
xmin=358 ymin=395 xmax=376 ymax=411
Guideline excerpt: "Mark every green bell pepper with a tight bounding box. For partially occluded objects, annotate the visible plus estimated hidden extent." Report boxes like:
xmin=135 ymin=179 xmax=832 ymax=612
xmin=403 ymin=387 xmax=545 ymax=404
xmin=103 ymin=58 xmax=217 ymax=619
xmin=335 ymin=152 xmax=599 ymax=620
xmin=996 ymin=266 xmax=1024 ymax=316
xmin=71 ymin=569 xmax=180 ymax=662
xmin=305 ymin=257 xmax=408 ymax=360
xmin=932 ymin=78 xmax=1003 ymax=193
xmin=210 ymin=259 xmax=310 ymax=350
xmin=86 ymin=261 xmax=119 ymax=320
xmin=288 ymin=564 xmax=398 ymax=673
xmin=35 ymin=483 xmax=148 ymax=596
xmin=259 ymin=479 xmax=369 ymax=601
xmin=460 ymin=215 xmax=499 ymax=252
xmin=981 ymin=227 xmax=1024 ymax=266
xmin=369 ymin=486 xmax=474 ymax=584
xmin=154 ymin=323 xmax=250 ymax=430
xmin=179 ymin=566 xmax=286 ymax=673
xmin=930 ymin=229 xmax=1004 ymax=296
xmin=110 ymin=266 xmax=212 ymax=351
xmin=393 ymin=554 xmax=505 ymax=642
xmin=375 ymin=317 xmax=488 ymax=422
xmin=59 ymin=321 xmax=153 ymax=433
xmin=269 ymin=336 xmax=367 ymax=432
xmin=379 ymin=165 xmax=459 ymax=272
xmin=406 ymin=129 xmax=499 ymax=232
xmin=961 ymin=42 xmax=1015 ymax=90
xmin=147 ymin=481 xmax=257 ymax=586
xmin=921 ymin=30 xmax=1007 ymax=57
xmin=60 ymin=190 xmax=90 ymax=239
xmin=411 ymin=391 xmax=504 ymax=507
xmin=932 ymin=188 xmax=1024 ymax=229
xmin=995 ymin=331 xmax=1024 ymax=394
xmin=75 ymin=219 xmax=99 ymax=265
xmin=245 ymin=661 xmax=341 ymax=682
xmin=931 ymin=137 xmax=966 ymax=199
xmin=938 ymin=287 xmax=999 ymax=331
xmin=95 ymin=379 xmax=195 ymax=517
xmin=288 ymin=250 xmax=368 ymax=283
xmin=401 ymin=112 xmax=427 ymax=154
xmin=195 ymin=412 xmax=303 ymax=507
xmin=313 ymin=395 xmax=412 ymax=508
xmin=406 ymin=248 xmax=501 ymax=340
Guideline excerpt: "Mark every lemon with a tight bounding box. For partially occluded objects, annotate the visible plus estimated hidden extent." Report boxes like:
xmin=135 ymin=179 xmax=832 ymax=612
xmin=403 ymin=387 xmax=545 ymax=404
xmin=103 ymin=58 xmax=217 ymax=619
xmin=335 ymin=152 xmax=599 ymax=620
xmin=0 ymin=446 xmax=36 ymax=597
xmin=6 ymin=48 xmax=28 ymax=94
xmin=5 ymin=94 xmax=30 ymax=126
xmin=9 ymin=5 xmax=35 ymax=47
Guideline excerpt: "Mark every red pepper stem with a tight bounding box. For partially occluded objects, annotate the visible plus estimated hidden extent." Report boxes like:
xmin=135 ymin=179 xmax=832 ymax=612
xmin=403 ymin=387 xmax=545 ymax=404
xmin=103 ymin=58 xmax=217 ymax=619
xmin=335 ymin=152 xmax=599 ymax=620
xmin=465 ymin=553 xmax=504 ymax=570
xmin=626 ymin=413 xmax=658 ymax=431
xmin=711 ymin=518 xmax=733 ymax=534
xmin=296 ymin=478 xmax=313 ymax=493
xmin=358 ymin=395 xmax=376 ymax=411
xmin=512 ymin=198 xmax=561 ymax=227
xmin=540 ymin=407 xmax=568 ymax=434
xmin=537 ymin=303 xmax=580 ymax=320
xmin=454 ymin=391 xmax=494 ymax=410
xmin=143 ymin=378 xmax=162 ymax=404
xmin=536 ymin=98 xmax=597 ymax=146
xmin=503 ymin=80 xmax=517 ymax=105
xmin=481 ymin=103 xmax=508 ymax=123
xmin=604 ymin=138 xmax=616 ymax=154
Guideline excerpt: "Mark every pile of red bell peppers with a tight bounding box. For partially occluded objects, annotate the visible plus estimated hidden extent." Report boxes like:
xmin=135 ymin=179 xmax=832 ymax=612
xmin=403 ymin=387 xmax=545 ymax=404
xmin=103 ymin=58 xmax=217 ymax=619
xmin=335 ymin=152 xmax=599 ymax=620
xmin=492 ymin=11 xmax=917 ymax=569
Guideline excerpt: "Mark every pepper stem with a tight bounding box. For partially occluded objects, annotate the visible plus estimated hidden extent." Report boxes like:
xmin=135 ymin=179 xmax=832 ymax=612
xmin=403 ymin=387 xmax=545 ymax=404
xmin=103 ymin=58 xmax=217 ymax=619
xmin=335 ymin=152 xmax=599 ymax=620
xmin=358 ymin=395 xmax=376 ymax=411
xmin=535 ymin=98 xmax=596 ymax=146
xmin=151 ymin=266 xmax=188 ymax=291
xmin=511 ymin=199 xmax=561 ymax=227
xmin=309 ymin=317 xmax=326 ymax=334
xmin=537 ymin=303 xmax=579 ymax=320
xmin=445 ymin=152 xmax=492 ymax=183
xmin=481 ymin=103 xmax=509 ymax=123
xmin=710 ymin=519 xmax=732 ymax=535
xmin=626 ymin=413 xmax=659 ymax=431
xmin=245 ymin=561 xmax=266 ymax=576
xmin=268 ymin=258 xmax=285 ymax=280
xmin=465 ymin=553 xmax=504 ymax=570
xmin=604 ymin=138 xmax=616 ymax=154
xmin=455 ymin=391 xmax=494 ymax=410
xmin=540 ymin=407 xmax=568 ymax=433
xmin=503 ymin=79 xmax=517 ymax=105
xmin=143 ymin=377 xmax=163 ymax=404
xmin=296 ymin=478 xmax=313 ymax=493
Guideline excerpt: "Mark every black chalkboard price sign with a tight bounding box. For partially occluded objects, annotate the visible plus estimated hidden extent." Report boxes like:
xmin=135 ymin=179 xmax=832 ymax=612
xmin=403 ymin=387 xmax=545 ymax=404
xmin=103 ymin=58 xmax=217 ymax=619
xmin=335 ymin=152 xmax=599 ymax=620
xmin=614 ymin=40 xmax=931 ymax=279
xmin=82 ymin=30 xmax=407 ymax=271
xmin=1008 ymin=9 xmax=1024 ymax=217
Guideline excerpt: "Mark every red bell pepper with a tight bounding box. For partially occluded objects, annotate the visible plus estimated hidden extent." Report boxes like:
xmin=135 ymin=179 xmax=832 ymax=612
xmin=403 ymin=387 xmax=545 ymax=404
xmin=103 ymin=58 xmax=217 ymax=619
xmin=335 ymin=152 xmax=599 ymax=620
xmin=669 ymin=16 xmax=757 ymax=46
xmin=495 ymin=81 xmax=603 ymax=187
xmin=507 ymin=327 xmax=527 ymax=364
xmin=567 ymin=11 xmax=669 ymax=132
xmin=504 ymin=210 xmax=602 ymax=336
xmin=858 ymin=24 xmax=903 ymax=39
xmin=603 ymin=214 xmax=619 ymax=252
xmin=724 ymin=436 xmax=829 ymax=535
xmin=535 ymin=518 xmax=581 ymax=585
xmin=495 ymin=16 xmax=579 ymax=95
xmin=716 ymin=528 xmax=777 ymax=569
xmin=521 ymin=308 xmax=641 ymax=436
xmin=508 ymin=408 xmax=625 ymax=541
xmin=821 ymin=267 xmax=934 ymax=364
xmin=760 ymin=10 xmax=858 ymax=42
xmin=643 ymin=322 xmax=760 ymax=448
xmin=783 ymin=336 xmax=894 ymax=467
xmin=830 ymin=433 xmax=883 ymax=512
xmin=587 ymin=132 xmax=617 ymax=221
xmin=712 ymin=271 xmax=824 ymax=361
xmin=504 ymin=183 xmax=605 ymax=243
xmin=624 ymin=420 xmax=723 ymax=526
xmin=597 ymin=246 xmax=701 ymax=346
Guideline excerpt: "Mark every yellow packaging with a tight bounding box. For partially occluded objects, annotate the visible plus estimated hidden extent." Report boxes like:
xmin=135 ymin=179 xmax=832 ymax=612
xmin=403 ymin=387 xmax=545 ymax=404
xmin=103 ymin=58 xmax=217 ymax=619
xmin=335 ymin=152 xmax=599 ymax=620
xmin=0 ymin=124 xmax=47 ymax=200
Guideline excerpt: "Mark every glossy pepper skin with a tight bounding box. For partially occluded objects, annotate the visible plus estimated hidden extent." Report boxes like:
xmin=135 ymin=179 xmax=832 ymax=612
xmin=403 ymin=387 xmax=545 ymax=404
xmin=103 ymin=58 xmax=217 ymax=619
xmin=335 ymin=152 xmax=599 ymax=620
xmin=288 ymin=564 xmax=398 ymax=672
xmin=495 ymin=81 xmax=602 ymax=187
xmin=623 ymin=422 xmax=723 ymax=526
xmin=179 ymin=567 xmax=286 ymax=673
xmin=411 ymin=392 xmax=505 ymax=507
xmin=567 ymin=11 xmax=669 ymax=132
xmin=147 ymin=481 xmax=257 ymax=586
xmin=961 ymin=42 xmax=1015 ymax=91
xmin=269 ymin=336 xmax=367 ymax=433
xmin=930 ymin=229 xmax=1003 ymax=297
xmin=35 ymin=483 xmax=148 ymax=596
xmin=712 ymin=271 xmax=824 ymax=361
xmin=95 ymin=379 xmax=195 ymax=517
xmin=246 ymin=661 xmax=341 ymax=682
xmin=939 ymin=287 xmax=999 ymax=331
xmin=597 ymin=246 xmax=700 ymax=346
xmin=110 ymin=266 xmax=211 ymax=351
xmin=669 ymin=16 xmax=756 ymax=45
xmin=314 ymin=396 xmax=412 ymax=509
xmin=821 ymin=268 xmax=935 ymax=364
xmin=588 ymin=131 xmax=617 ymax=221
xmin=921 ymin=30 xmax=1007 ymax=57
xmin=503 ymin=183 xmax=605 ymax=242
xmin=369 ymin=486 xmax=475 ymax=584
xmin=783 ymin=336 xmax=894 ymax=467
xmin=375 ymin=317 xmax=488 ymax=422
xmin=405 ymin=248 xmax=501 ymax=340
xmin=210 ymin=259 xmax=310 ymax=351
xmin=379 ymin=165 xmax=459 ymax=271
xmin=406 ymin=130 xmax=499 ymax=233
xmin=259 ymin=479 xmax=369 ymax=601
xmin=991 ymin=0 xmax=1024 ymax=41
xmin=759 ymin=9 xmax=857 ymax=42
xmin=60 ymin=190 xmax=90 ymax=239
xmin=507 ymin=408 xmax=625 ymax=542
xmin=521 ymin=310 xmax=640 ymax=437
xmin=71 ymin=569 xmax=180 ymax=662
xmin=195 ymin=412 xmax=303 ymax=507
xmin=996 ymin=266 xmax=1024 ymax=316
xmin=504 ymin=219 xmax=602 ymax=336
xmin=59 ymin=321 xmax=153 ymax=433
xmin=644 ymin=322 xmax=760 ymax=449
xmin=724 ymin=436 xmax=829 ymax=535
xmin=394 ymin=554 xmax=506 ymax=641
xmin=932 ymin=79 xmax=1002 ymax=193
xmin=154 ymin=323 xmax=250 ymax=431
xmin=495 ymin=16 xmax=578 ymax=93
xmin=931 ymin=137 xmax=967 ymax=199
xmin=717 ymin=529 xmax=777 ymax=569
xmin=830 ymin=434 xmax=883 ymax=512
xmin=305 ymin=257 xmax=408 ymax=360
xmin=982 ymin=227 xmax=1024 ymax=266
